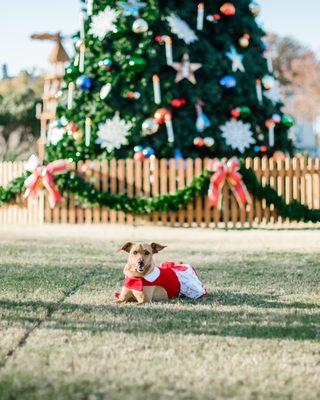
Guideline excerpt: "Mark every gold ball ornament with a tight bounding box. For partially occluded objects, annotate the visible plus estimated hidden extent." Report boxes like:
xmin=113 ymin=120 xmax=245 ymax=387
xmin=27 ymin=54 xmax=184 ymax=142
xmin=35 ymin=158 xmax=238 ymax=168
xmin=73 ymin=130 xmax=83 ymax=141
xmin=239 ymin=34 xmax=250 ymax=48
xmin=262 ymin=75 xmax=275 ymax=90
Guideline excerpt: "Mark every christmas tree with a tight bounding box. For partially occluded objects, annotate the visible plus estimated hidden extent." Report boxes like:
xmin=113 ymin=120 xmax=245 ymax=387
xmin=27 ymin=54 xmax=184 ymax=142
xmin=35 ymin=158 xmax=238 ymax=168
xmin=47 ymin=0 xmax=294 ymax=162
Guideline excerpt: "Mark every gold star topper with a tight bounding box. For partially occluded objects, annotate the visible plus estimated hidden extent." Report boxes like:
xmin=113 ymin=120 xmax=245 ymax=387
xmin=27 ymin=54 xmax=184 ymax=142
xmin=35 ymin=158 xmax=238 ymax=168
xmin=171 ymin=53 xmax=202 ymax=85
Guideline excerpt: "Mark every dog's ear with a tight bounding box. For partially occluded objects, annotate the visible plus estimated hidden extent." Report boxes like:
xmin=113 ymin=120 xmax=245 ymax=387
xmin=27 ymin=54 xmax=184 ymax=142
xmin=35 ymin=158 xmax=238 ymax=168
xmin=118 ymin=242 xmax=133 ymax=253
xmin=150 ymin=243 xmax=167 ymax=254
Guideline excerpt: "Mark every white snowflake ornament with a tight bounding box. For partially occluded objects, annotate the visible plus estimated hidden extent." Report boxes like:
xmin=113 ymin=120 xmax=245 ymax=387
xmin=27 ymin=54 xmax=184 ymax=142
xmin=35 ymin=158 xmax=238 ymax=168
xmin=220 ymin=119 xmax=256 ymax=153
xmin=89 ymin=6 xmax=120 ymax=39
xmin=226 ymin=46 xmax=245 ymax=73
xmin=95 ymin=112 xmax=132 ymax=152
xmin=166 ymin=14 xmax=198 ymax=45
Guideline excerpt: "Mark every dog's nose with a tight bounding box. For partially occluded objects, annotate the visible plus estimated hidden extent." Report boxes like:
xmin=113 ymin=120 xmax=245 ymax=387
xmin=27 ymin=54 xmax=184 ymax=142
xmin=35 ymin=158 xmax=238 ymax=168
xmin=138 ymin=259 xmax=144 ymax=267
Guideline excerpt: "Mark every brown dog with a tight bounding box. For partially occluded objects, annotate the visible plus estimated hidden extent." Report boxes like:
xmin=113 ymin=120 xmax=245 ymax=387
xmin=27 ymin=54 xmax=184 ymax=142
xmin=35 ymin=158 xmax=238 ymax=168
xmin=116 ymin=242 xmax=168 ymax=305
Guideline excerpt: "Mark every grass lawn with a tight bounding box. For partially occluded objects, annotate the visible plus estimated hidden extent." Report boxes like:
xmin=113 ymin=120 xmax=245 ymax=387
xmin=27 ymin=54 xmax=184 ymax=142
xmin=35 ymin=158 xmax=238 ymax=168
xmin=0 ymin=224 xmax=319 ymax=400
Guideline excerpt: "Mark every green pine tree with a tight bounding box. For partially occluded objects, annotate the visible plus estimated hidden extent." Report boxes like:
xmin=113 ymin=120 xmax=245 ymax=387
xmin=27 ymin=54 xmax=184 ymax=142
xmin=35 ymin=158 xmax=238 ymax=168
xmin=47 ymin=0 xmax=294 ymax=162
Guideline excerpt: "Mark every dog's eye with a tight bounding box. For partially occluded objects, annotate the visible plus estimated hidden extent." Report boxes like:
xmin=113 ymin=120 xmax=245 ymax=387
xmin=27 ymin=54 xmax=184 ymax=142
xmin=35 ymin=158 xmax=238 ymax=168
xmin=133 ymin=251 xmax=138 ymax=255
xmin=144 ymin=250 xmax=150 ymax=255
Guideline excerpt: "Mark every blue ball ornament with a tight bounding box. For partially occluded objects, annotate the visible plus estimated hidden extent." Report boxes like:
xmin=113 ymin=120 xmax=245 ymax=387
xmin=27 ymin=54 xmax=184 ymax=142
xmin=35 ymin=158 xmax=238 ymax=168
xmin=142 ymin=147 xmax=155 ymax=158
xmin=220 ymin=75 xmax=237 ymax=89
xmin=174 ymin=149 xmax=183 ymax=160
xmin=254 ymin=145 xmax=260 ymax=152
xmin=134 ymin=145 xmax=143 ymax=152
xmin=76 ymin=75 xmax=93 ymax=91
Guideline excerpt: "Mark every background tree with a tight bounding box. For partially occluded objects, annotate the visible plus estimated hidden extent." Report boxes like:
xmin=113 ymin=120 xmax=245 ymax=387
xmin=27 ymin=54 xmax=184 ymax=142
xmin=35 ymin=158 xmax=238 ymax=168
xmin=47 ymin=0 xmax=294 ymax=162
xmin=0 ymin=71 xmax=43 ymax=161
xmin=267 ymin=33 xmax=320 ymax=121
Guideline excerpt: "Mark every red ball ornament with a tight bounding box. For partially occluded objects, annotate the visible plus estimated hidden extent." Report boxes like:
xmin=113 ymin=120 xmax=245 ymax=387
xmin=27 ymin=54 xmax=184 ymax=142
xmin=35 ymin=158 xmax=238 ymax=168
xmin=154 ymin=108 xmax=172 ymax=125
xmin=198 ymin=138 xmax=205 ymax=147
xmin=134 ymin=151 xmax=145 ymax=161
xmin=69 ymin=123 xmax=78 ymax=133
xmin=155 ymin=36 xmax=164 ymax=43
xmin=260 ymin=145 xmax=268 ymax=153
xmin=171 ymin=98 xmax=187 ymax=108
xmin=231 ymin=108 xmax=241 ymax=118
xmin=265 ymin=119 xmax=275 ymax=128
xmin=214 ymin=13 xmax=221 ymax=21
xmin=220 ymin=3 xmax=236 ymax=16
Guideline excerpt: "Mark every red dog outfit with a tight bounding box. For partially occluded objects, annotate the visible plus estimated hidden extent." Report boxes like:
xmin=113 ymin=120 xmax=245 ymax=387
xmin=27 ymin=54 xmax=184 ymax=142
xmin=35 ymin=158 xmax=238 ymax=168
xmin=124 ymin=262 xmax=207 ymax=299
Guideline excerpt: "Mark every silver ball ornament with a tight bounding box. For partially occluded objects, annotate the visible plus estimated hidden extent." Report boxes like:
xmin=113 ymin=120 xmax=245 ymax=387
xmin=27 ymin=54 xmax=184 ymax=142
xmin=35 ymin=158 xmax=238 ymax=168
xmin=262 ymin=75 xmax=275 ymax=90
xmin=142 ymin=118 xmax=159 ymax=136
xmin=132 ymin=18 xmax=149 ymax=34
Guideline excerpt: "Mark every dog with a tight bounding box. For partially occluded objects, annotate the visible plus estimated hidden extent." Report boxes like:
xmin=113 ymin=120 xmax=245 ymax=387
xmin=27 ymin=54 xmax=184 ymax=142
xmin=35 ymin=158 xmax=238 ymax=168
xmin=115 ymin=242 xmax=207 ymax=305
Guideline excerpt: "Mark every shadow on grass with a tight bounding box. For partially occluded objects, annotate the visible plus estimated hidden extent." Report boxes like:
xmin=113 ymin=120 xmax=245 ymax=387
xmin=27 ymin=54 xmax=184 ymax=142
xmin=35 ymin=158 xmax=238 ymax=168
xmin=0 ymin=293 xmax=319 ymax=341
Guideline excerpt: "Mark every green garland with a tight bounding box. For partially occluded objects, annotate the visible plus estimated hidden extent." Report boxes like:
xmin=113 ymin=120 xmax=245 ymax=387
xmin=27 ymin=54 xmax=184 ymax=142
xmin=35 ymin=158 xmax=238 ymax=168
xmin=0 ymin=174 xmax=28 ymax=206
xmin=0 ymin=163 xmax=319 ymax=223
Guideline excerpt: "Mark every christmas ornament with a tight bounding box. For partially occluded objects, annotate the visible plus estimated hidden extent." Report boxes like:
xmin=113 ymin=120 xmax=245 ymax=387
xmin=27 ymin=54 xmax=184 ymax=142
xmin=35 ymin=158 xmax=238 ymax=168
xmin=265 ymin=119 xmax=275 ymax=147
xmin=170 ymin=98 xmax=187 ymax=108
xmin=128 ymin=56 xmax=147 ymax=71
xmin=95 ymin=112 xmax=132 ymax=152
xmin=239 ymin=34 xmax=250 ymax=48
xmin=165 ymin=36 xmax=173 ymax=65
xmin=174 ymin=148 xmax=183 ymax=160
xmin=240 ymin=106 xmax=251 ymax=117
xmin=272 ymin=114 xmax=281 ymax=123
xmin=76 ymin=75 xmax=93 ymax=91
xmin=204 ymin=137 xmax=215 ymax=147
xmin=220 ymin=119 xmax=256 ymax=153
xmin=47 ymin=121 xmax=66 ymax=145
xmin=132 ymin=18 xmax=148 ymax=33
xmin=171 ymin=54 xmax=202 ymax=85
xmin=85 ymin=117 xmax=92 ymax=147
xmin=165 ymin=113 xmax=175 ymax=143
xmin=220 ymin=3 xmax=236 ymax=16
xmin=264 ymin=80 xmax=281 ymax=104
xmin=194 ymin=137 xmax=205 ymax=147
xmin=231 ymin=108 xmax=241 ymax=118
xmin=79 ymin=43 xmax=86 ymax=73
xmin=134 ymin=151 xmax=145 ymax=161
xmin=208 ymin=158 xmax=250 ymax=209
xmin=154 ymin=108 xmax=171 ymax=125
xmin=98 ymin=58 xmax=113 ymax=70
xmin=142 ymin=118 xmax=159 ymax=135
xmin=282 ymin=116 xmax=294 ymax=128
xmin=123 ymin=91 xmax=141 ymax=99
xmin=89 ymin=6 xmax=120 ymax=39
xmin=220 ymin=75 xmax=237 ymax=89
xmin=262 ymin=75 xmax=275 ymax=90
xmin=67 ymin=82 xmax=75 ymax=110
xmin=73 ymin=131 xmax=83 ymax=141
xmin=256 ymin=79 xmax=263 ymax=103
xmin=79 ymin=10 xmax=86 ymax=41
xmin=260 ymin=145 xmax=267 ymax=153
xmin=142 ymin=147 xmax=155 ymax=158
xmin=197 ymin=3 xmax=205 ymax=31
xmin=226 ymin=46 xmax=245 ymax=72
xmin=100 ymin=83 xmax=112 ymax=100
xmin=152 ymin=75 xmax=161 ymax=105
xmin=134 ymin=145 xmax=143 ymax=152
xmin=24 ymin=155 xmax=68 ymax=209
xmin=117 ymin=0 xmax=146 ymax=17
xmin=249 ymin=3 xmax=261 ymax=16
xmin=207 ymin=14 xmax=221 ymax=23
xmin=166 ymin=14 xmax=198 ymax=45
xmin=195 ymin=102 xmax=211 ymax=133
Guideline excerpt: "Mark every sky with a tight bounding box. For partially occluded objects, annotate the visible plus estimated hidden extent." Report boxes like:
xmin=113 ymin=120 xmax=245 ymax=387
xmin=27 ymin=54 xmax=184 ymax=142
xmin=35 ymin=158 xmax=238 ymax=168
xmin=1 ymin=0 xmax=320 ymax=76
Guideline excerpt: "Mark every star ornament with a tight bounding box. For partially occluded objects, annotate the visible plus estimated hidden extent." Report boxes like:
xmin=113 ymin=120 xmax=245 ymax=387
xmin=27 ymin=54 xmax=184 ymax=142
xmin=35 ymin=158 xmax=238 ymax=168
xmin=226 ymin=46 xmax=245 ymax=73
xmin=171 ymin=54 xmax=202 ymax=85
xmin=117 ymin=0 xmax=146 ymax=17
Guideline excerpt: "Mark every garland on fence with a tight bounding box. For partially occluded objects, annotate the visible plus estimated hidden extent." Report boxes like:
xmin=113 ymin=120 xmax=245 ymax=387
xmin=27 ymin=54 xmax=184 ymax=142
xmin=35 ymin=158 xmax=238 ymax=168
xmin=0 ymin=161 xmax=320 ymax=222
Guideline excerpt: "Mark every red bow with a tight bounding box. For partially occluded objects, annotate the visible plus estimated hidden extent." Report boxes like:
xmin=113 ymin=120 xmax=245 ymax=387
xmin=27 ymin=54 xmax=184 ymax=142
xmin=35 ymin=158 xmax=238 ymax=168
xmin=24 ymin=155 xmax=68 ymax=208
xmin=208 ymin=157 xmax=250 ymax=209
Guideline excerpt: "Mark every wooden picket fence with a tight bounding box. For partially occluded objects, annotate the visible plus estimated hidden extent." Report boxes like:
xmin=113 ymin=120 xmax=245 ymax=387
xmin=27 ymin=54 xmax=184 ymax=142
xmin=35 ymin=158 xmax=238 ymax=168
xmin=0 ymin=157 xmax=319 ymax=227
